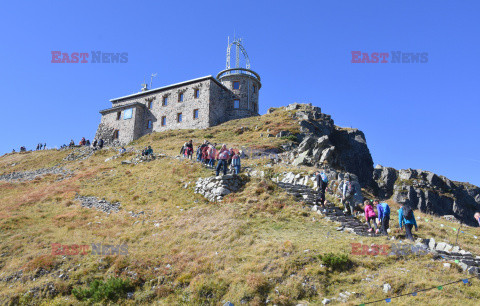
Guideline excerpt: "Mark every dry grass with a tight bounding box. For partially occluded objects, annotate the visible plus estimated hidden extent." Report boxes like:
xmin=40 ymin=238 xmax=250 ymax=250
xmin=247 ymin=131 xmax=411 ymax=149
xmin=0 ymin=112 xmax=479 ymax=305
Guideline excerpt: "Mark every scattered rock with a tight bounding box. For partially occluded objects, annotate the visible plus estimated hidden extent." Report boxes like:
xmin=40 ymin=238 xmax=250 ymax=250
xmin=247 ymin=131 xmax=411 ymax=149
xmin=75 ymin=195 xmax=121 ymax=213
xmin=383 ymin=283 xmax=391 ymax=293
xmin=0 ymin=167 xmax=73 ymax=182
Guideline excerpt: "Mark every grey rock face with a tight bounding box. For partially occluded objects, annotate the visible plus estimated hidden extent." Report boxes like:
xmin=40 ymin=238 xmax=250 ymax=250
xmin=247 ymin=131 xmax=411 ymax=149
xmin=373 ymin=165 xmax=398 ymax=198
xmin=279 ymin=103 xmax=374 ymax=187
xmin=385 ymin=167 xmax=480 ymax=226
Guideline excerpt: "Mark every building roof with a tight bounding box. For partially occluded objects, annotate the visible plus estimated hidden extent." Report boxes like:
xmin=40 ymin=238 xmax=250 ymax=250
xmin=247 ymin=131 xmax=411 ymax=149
xmin=99 ymin=102 xmax=145 ymax=114
xmin=110 ymin=75 xmax=230 ymax=102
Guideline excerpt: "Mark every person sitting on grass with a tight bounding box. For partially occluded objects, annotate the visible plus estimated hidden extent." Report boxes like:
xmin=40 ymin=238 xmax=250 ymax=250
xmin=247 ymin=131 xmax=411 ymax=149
xmin=399 ymin=205 xmax=418 ymax=241
xmin=231 ymin=151 xmax=241 ymax=174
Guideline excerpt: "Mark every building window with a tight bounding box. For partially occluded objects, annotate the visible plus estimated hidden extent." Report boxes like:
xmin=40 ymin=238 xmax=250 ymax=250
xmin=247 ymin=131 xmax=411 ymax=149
xmin=116 ymin=111 xmax=121 ymax=120
xmin=161 ymin=116 xmax=166 ymax=126
xmin=147 ymin=101 xmax=153 ymax=109
xmin=178 ymin=93 xmax=184 ymax=102
xmin=234 ymin=100 xmax=240 ymax=109
xmin=162 ymin=96 xmax=168 ymax=106
xmin=233 ymin=81 xmax=240 ymax=90
xmin=123 ymin=108 xmax=133 ymax=119
xmin=147 ymin=120 xmax=152 ymax=129
xmin=177 ymin=113 xmax=182 ymax=123
xmin=113 ymin=130 xmax=119 ymax=139
xmin=253 ymin=85 xmax=256 ymax=93
xmin=193 ymin=109 xmax=199 ymax=119
xmin=194 ymin=89 xmax=200 ymax=98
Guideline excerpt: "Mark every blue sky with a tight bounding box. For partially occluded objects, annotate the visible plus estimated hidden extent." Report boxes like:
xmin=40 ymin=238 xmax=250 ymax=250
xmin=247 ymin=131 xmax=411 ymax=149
xmin=1 ymin=1 xmax=479 ymax=186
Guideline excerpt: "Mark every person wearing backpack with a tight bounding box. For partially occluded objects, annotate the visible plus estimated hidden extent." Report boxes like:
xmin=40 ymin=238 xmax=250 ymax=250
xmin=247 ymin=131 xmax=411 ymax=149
xmin=399 ymin=205 xmax=418 ymax=241
xmin=216 ymin=144 xmax=229 ymax=176
xmin=231 ymin=151 xmax=241 ymax=174
xmin=342 ymin=175 xmax=356 ymax=216
xmin=208 ymin=144 xmax=217 ymax=168
xmin=374 ymin=200 xmax=390 ymax=235
xmin=315 ymin=170 xmax=328 ymax=212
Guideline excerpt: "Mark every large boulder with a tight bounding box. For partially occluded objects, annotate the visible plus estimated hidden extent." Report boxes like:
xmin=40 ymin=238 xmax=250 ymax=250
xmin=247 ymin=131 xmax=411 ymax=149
xmin=329 ymin=128 xmax=374 ymax=187
xmin=373 ymin=165 xmax=398 ymax=199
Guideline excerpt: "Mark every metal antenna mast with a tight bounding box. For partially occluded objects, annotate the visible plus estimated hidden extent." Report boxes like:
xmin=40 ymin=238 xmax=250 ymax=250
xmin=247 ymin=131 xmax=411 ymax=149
xmin=150 ymin=73 xmax=157 ymax=89
xmin=225 ymin=36 xmax=251 ymax=70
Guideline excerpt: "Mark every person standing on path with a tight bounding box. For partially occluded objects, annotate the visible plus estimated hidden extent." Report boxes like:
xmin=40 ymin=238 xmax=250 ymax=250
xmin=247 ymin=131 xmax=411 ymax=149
xmin=215 ymin=144 xmax=229 ymax=176
xmin=342 ymin=175 xmax=356 ymax=216
xmin=375 ymin=200 xmax=390 ymax=235
xmin=399 ymin=205 xmax=418 ymax=241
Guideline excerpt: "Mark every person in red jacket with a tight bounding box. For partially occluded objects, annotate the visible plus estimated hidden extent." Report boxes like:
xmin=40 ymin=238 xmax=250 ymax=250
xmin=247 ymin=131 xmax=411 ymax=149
xmin=216 ymin=144 xmax=229 ymax=176
xmin=364 ymin=200 xmax=379 ymax=234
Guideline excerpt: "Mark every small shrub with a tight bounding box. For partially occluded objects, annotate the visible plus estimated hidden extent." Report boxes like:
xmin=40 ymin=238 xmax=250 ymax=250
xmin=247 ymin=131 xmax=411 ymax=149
xmin=204 ymin=134 xmax=214 ymax=139
xmin=72 ymin=277 xmax=134 ymax=303
xmin=318 ymin=253 xmax=352 ymax=272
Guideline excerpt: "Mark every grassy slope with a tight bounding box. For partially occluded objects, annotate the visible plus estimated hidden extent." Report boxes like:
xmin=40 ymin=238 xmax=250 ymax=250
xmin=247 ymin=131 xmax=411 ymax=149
xmin=0 ymin=110 xmax=479 ymax=305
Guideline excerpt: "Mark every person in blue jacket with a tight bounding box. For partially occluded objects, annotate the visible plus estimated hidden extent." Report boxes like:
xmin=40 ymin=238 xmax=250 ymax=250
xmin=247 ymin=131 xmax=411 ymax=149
xmin=398 ymin=205 xmax=418 ymax=241
xmin=374 ymin=200 xmax=390 ymax=235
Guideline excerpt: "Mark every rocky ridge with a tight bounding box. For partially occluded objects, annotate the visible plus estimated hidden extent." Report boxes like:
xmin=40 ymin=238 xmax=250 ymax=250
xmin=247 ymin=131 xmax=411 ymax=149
xmin=374 ymin=165 xmax=480 ymax=226
xmin=274 ymin=103 xmax=374 ymax=187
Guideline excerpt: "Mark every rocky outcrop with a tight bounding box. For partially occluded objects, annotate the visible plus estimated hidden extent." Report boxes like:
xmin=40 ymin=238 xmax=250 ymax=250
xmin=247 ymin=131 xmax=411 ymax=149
xmin=194 ymin=175 xmax=245 ymax=202
xmin=279 ymin=103 xmax=374 ymax=187
xmin=373 ymin=165 xmax=398 ymax=198
xmin=374 ymin=166 xmax=480 ymax=226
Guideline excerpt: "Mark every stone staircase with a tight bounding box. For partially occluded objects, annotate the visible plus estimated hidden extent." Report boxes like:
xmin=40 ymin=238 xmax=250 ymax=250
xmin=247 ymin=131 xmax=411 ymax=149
xmin=276 ymin=181 xmax=480 ymax=276
xmin=276 ymin=181 xmax=376 ymax=236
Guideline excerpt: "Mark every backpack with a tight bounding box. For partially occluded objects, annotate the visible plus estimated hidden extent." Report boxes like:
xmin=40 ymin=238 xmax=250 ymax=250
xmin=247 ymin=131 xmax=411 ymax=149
xmin=403 ymin=206 xmax=414 ymax=221
xmin=382 ymin=203 xmax=390 ymax=216
xmin=321 ymin=173 xmax=328 ymax=183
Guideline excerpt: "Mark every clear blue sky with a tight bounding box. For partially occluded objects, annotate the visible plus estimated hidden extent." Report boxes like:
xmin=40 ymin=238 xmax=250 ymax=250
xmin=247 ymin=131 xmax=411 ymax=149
xmin=1 ymin=1 xmax=479 ymax=186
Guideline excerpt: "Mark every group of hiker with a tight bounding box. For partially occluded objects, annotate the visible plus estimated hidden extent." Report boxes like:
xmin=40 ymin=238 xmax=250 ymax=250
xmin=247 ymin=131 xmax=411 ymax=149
xmin=141 ymin=146 xmax=153 ymax=156
xmin=314 ymin=170 xmax=419 ymax=241
xmin=179 ymin=140 xmax=241 ymax=176
xmin=35 ymin=143 xmax=47 ymax=150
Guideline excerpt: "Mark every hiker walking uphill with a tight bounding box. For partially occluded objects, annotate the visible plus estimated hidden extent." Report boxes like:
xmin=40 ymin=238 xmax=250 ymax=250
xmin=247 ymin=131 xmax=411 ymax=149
xmin=207 ymin=144 xmax=216 ymax=168
xmin=216 ymin=144 xmax=230 ymax=176
xmin=231 ymin=151 xmax=241 ymax=174
xmin=342 ymin=175 xmax=356 ymax=216
xmin=184 ymin=140 xmax=194 ymax=159
xmin=364 ymin=200 xmax=379 ymax=234
xmin=314 ymin=170 xmax=328 ymax=212
xmin=399 ymin=205 xmax=418 ymax=241
xmin=375 ymin=200 xmax=390 ymax=235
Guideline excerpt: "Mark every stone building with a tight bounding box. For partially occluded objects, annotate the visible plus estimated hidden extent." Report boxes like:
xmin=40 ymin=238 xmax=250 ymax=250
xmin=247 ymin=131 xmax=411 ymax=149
xmin=95 ymin=41 xmax=261 ymax=145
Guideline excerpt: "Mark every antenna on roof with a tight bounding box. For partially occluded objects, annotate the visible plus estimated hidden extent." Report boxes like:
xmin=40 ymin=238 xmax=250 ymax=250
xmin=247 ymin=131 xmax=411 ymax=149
xmin=141 ymin=76 xmax=148 ymax=92
xmin=150 ymin=73 xmax=157 ymax=89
